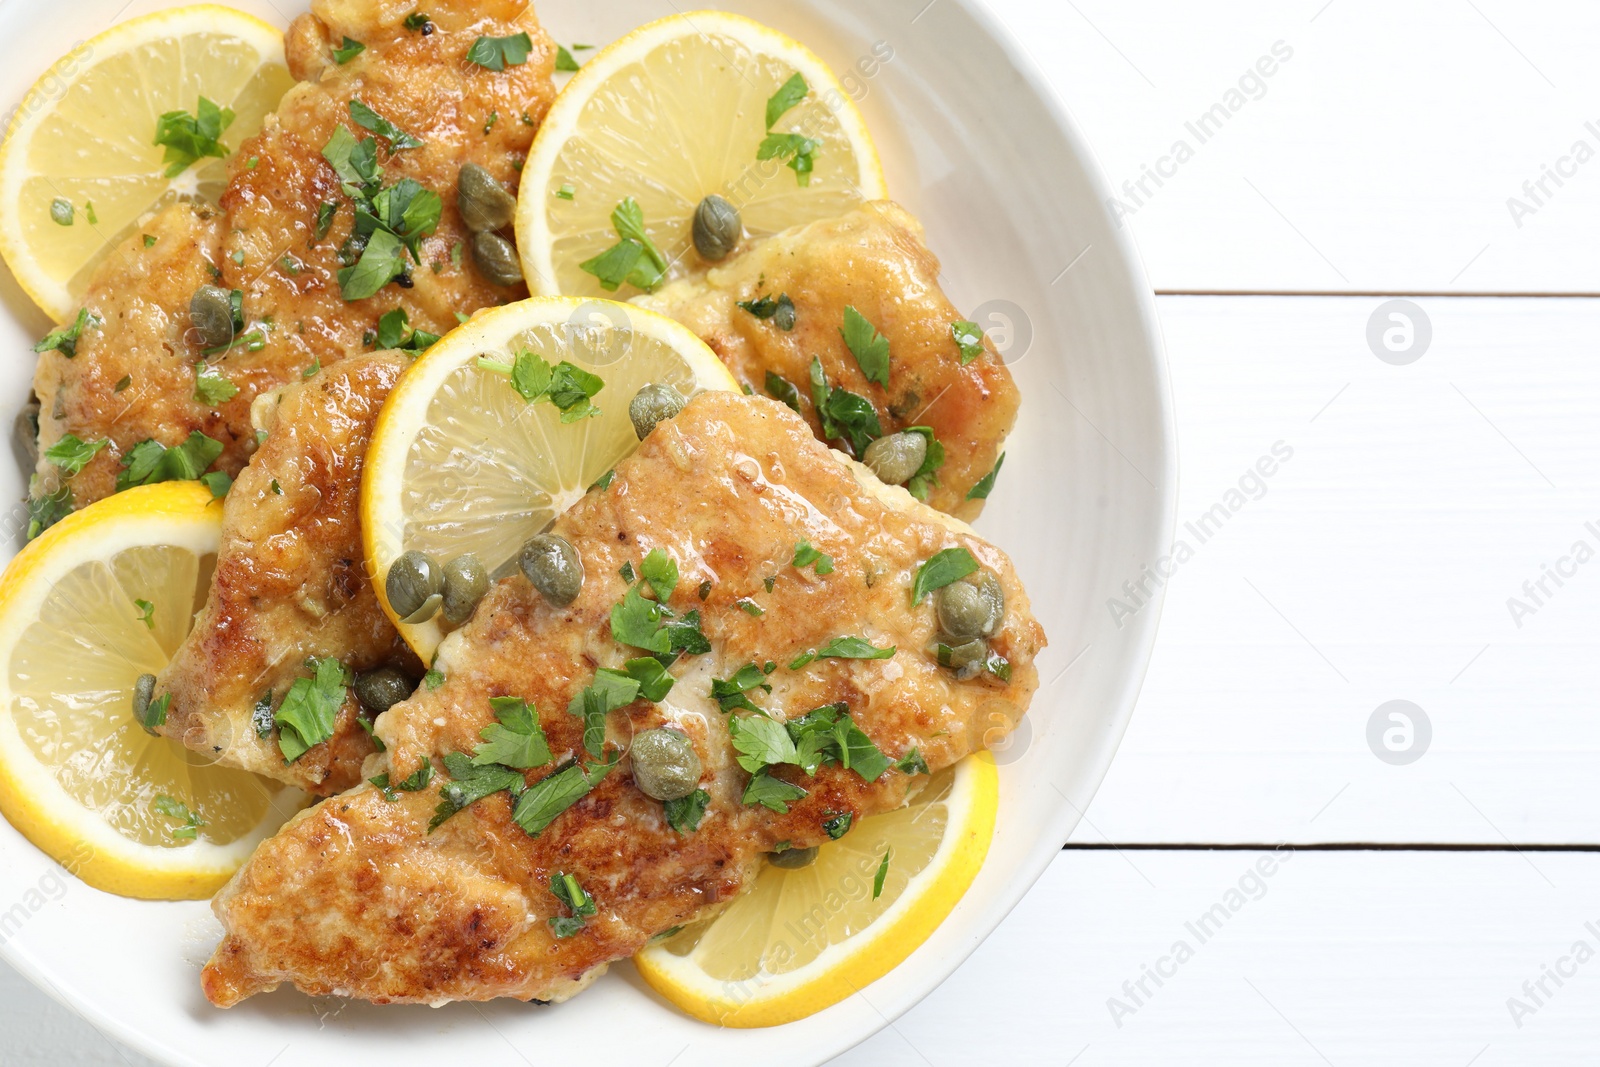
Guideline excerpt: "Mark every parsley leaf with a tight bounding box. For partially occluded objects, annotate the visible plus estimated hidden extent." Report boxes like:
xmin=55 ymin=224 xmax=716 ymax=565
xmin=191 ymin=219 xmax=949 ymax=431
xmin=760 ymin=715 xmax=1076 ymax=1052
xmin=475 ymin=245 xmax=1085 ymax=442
xmin=135 ymin=690 xmax=170 ymax=732
xmin=274 ymin=657 xmax=350 ymax=762
xmin=403 ymin=11 xmax=431 ymax=31
xmin=894 ymin=748 xmax=931 ymax=775
xmin=43 ymin=433 xmax=108 ymax=475
xmin=134 ymin=599 xmax=154 ymax=630
xmin=200 ymin=471 xmax=233 ymax=499
xmin=785 ymin=703 xmax=893 ymax=780
xmin=568 ymin=670 xmax=642 ymax=758
xmin=711 ymin=663 xmax=771 ymax=713
xmin=743 ymin=768 xmax=807 ymax=813
xmin=737 ymin=293 xmax=795 ymax=331
xmin=473 ymin=696 xmax=552 ymax=769
xmin=757 ymin=132 xmax=819 ymax=186
xmin=729 ymin=714 xmax=798 ymax=773
xmin=791 ymin=541 xmax=834 ymax=576
xmin=967 ymin=452 xmax=1005 ymax=501
xmin=151 ymin=795 xmax=206 ymax=841
xmin=664 ymin=789 xmax=710 ymax=834
xmin=349 ymin=99 xmax=423 ymax=149
xmin=579 ymin=198 xmax=669 ymax=293
xmin=193 ymin=361 xmax=238 ymax=405
xmin=823 ymin=811 xmax=853 ymax=839
xmin=902 ymin=426 xmax=946 ymax=502
xmin=639 ymin=548 xmax=678 ymax=602
xmin=662 ymin=609 xmax=711 ymax=658
xmin=371 ymin=761 xmax=433 ymax=801
xmin=554 ymin=45 xmax=580 ymax=72
xmin=332 ymin=36 xmax=365 ymax=63
xmin=469 ymin=32 xmax=535 ymax=71
xmin=479 ymin=351 xmax=603 ymax=421
xmin=548 ymin=870 xmax=597 ymax=937
xmin=911 ymin=547 xmax=979 ymax=605
xmin=512 ymin=759 xmax=615 ymax=837
xmin=766 ymin=72 xmax=810 ymax=129
xmin=598 ymin=658 xmax=674 ymax=702
xmin=765 ymin=371 xmax=803 ymax=414
xmin=840 ymin=306 xmax=890 ymax=387
xmin=610 ymin=585 xmax=672 ymax=654
xmin=115 ymin=431 xmax=224 ymax=492
xmin=952 ymin=319 xmax=985 ymax=364
xmin=152 ymin=97 xmax=234 ymax=178
xmin=33 ymin=308 xmax=100 ymax=357
xmin=808 ymin=358 xmax=881 ymax=456
xmin=815 ymin=635 xmax=895 ymax=660
xmin=375 ymin=307 xmax=440 ymax=352
xmin=873 ymin=848 xmax=892 ymax=898
xmin=27 ymin=481 xmax=71 ymax=540
xmin=431 ymin=752 xmax=523 ymax=831
xmin=338 ymin=227 xmax=409 ymax=301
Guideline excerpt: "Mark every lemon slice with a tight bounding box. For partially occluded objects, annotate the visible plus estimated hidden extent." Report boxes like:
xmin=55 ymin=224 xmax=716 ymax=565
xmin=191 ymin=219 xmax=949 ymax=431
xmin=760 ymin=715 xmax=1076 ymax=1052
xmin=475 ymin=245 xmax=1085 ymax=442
xmin=0 ymin=5 xmax=294 ymax=321
xmin=0 ymin=482 xmax=302 ymax=900
xmin=362 ymin=297 xmax=739 ymax=661
xmin=635 ymin=752 xmax=998 ymax=1027
xmin=516 ymin=10 xmax=888 ymax=299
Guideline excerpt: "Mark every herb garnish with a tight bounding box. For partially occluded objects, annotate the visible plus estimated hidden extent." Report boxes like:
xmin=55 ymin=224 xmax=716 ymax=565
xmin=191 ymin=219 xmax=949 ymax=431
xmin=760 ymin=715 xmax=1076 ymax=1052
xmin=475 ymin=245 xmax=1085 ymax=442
xmin=823 ymin=812 xmax=854 ymax=839
xmin=332 ymin=36 xmax=365 ymax=63
xmin=314 ymin=200 xmax=339 ymax=241
xmin=153 ymin=97 xmax=234 ymax=177
xmin=554 ymin=45 xmax=580 ymax=72
xmin=911 ymin=547 xmax=979 ymax=605
xmin=568 ymin=668 xmax=645 ymax=757
xmin=152 ymin=795 xmax=206 ymax=841
xmin=375 ymin=307 xmax=440 ymax=352
xmin=429 ymin=752 xmax=523 ymax=831
xmin=841 ymin=306 xmax=890 ymax=387
xmin=548 ymin=871 xmax=597 ymax=936
xmin=711 ymin=662 xmax=772 ymax=713
xmin=135 ymin=691 xmax=170 ymax=732
xmin=274 ymin=657 xmax=350 ymax=762
xmin=639 ymin=548 xmax=678 ymax=601
xmin=193 ymin=361 xmax=238 ymax=404
xmin=115 ymin=431 xmax=224 ymax=492
xmin=951 ymin=319 xmax=985 ymax=364
xmin=201 ymin=471 xmax=233 ymax=499
xmin=766 ymin=73 xmax=809 ymax=127
xmin=765 ymin=371 xmax=803 ymax=414
xmin=27 ymin=482 xmax=70 ymax=540
xmin=791 ymin=541 xmax=834 ymax=576
xmin=402 ymin=11 xmax=431 ymax=31
xmin=512 ymin=758 xmax=615 ymax=837
xmin=469 ymin=32 xmax=535 ymax=71
xmin=967 ymin=452 xmax=1005 ymax=500
xmin=743 ymin=768 xmax=807 ymax=813
xmin=33 ymin=308 xmax=100 ymax=357
xmin=476 ymin=349 xmax=603 ymax=421
xmin=873 ymin=849 xmax=892 ymax=899
xmin=808 ymin=358 xmax=880 ymax=456
xmin=349 ymin=99 xmax=423 ymax=149
xmin=579 ymin=198 xmax=669 ymax=293
xmin=134 ymin=599 xmax=154 ymax=630
xmin=901 ymin=426 xmax=945 ymax=502
xmin=895 ymin=749 xmax=931 ymax=775
xmin=664 ymin=789 xmax=710 ymax=834
xmin=371 ymin=761 xmax=433 ymax=801
xmin=43 ymin=433 xmax=107 ymax=475
xmin=473 ymin=696 xmax=552 ymax=769
xmin=759 ymin=73 xmax=817 ymax=185
xmin=737 ymin=293 xmax=796 ymax=331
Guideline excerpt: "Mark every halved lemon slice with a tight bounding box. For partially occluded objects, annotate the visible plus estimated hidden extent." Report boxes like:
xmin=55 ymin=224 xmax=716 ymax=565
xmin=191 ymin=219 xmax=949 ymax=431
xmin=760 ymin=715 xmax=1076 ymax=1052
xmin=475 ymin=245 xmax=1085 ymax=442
xmin=517 ymin=10 xmax=888 ymax=299
xmin=362 ymin=297 xmax=739 ymax=662
xmin=635 ymin=752 xmax=998 ymax=1027
xmin=0 ymin=482 xmax=302 ymax=900
xmin=0 ymin=5 xmax=294 ymax=321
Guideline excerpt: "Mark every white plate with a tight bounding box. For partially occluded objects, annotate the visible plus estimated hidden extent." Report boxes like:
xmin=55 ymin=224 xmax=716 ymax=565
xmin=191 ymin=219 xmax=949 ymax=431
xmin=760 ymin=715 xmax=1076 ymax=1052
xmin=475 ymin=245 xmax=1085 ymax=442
xmin=0 ymin=1 xmax=1175 ymax=1063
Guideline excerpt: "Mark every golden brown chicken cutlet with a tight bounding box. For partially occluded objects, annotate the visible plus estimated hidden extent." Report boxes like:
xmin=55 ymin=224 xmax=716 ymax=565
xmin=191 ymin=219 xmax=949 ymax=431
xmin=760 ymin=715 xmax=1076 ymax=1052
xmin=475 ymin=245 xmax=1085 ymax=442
xmin=29 ymin=0 xmax=556 ymax=516
xmin=154 ymin=352 xmax=415 ymax=795
xmin=202 ymin=392 xmax=1043 ymax=1006
xmin=635 ymin=201 xmax=1019 ymax=518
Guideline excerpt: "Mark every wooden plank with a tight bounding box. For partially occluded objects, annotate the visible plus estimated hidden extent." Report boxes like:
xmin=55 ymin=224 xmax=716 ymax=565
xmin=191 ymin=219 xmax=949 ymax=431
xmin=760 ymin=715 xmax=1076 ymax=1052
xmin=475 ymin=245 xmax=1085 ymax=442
xmin=980 ymin=0 xmax=1600 ymax=292
xmin=1067 ymin=295 xmax=1600 ymax=844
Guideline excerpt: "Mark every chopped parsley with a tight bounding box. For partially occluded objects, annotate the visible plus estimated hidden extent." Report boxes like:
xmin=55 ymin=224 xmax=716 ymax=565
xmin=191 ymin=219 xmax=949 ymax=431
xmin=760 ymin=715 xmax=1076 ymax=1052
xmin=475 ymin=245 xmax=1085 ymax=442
xmin=152 ymin=97 xmax=234 ymax=177
xmin=952 ymin=319 xmax=985 ymax=364
xmin=473 ymin=696 xmax=552 ymax=769
xmin=274 ymin=657 xmax=350 ymax=762
xmin=610 ymin=584 xmax=672 ymax=653
xmin=193 ymin=361 xmax=238 ymax=405
xmin=590 ymin=469 xmax=616 ymax=492
xmin=43 ymin=433 xmax=108 ymax=475
xmin=785 ymin=703 xmax=893 ymax=780
xmin=142 ymin=235 xmax=157 ymax=248
xmin=548 ymin=871 xmax=597 ymax=937
xmin=424 ymin=667 xmax=445 ymax=689
xmin=765 ymin=371 xmax=803 ymax=414
xmin=873 ymin=849 xmax=892 ymax=899
xmin=711 ymin=662 xmax=771 ymax=713
xmin=568 ymin=668 xmax=645 ymax=757
xmin=375 ymin=307 xmax=440 ymax=352
xmin=967 ymin=452 xmax=1005 ymax=501
xmin=322 ymin=126 xmax=441 ymax=300
xmin=730 ymin=714 xmax=797 ymax=773
xmin=402 ymin=11 xmax=430 ymax=31
xmin=252 ymin=691 xmax=275 ymax=738
xmin=554 ymin=45 xmax=580 ymax=72
xmin=579 ymin=198 xmax=669 ymax=293
xmin=840 ymin=306 xmax=890 ymax=387
xmin=697 ymin=580 xmax=713 ymax=601
xmin=743 ymin=768 xmax=807 ymax=813
xmin=200 ymin=471 xmax=233 ymax=499
xmin=429 ymin=751 xmax=522 ymax=831
xmin=791 ymin=541 xmax=834 ymax=576
xmin=33 ymin=308 xmax=100 ymax=357
xmin=371 ymin=761 xmax=433 ymax=801
xmin=151 ymin=795 xmax=205 ymax=841
xmin=759 ymin=73 xmax=817 ymax=185
xmin=808 ymin=357 xmax=881 ymax=456
xmin=85 ymin=201 xmax=98 ymax=225
xmin=135 ymin=691 xmax=170 ymax=732
xmin=468 ymin=32 xmax=535 ymax=71
xmin=134 ymin=599 xmax=154 ymax=630
xmin=664 ymin=789 xmax=710 ymax=834
xmin=901 ymin=426 xmax=946 ymax=502
xmin=895 ymin=748 xmax=931 ymax=775
xmin=737 ymin=292 xmax=796 ymax=331
xmin=27 ymin=481 xmax=71 ymax=540
xmin=556 ymin=182 xmax=575 ymax=200
xmin=619 ymin=561 xmax=636 ymax=584
xmin=512 ymin=758 xmax=615 ymax=837
xmin=114 ymin=374 xmax=132 ymax=392
xmin=483 ymin=110 xmax=498 ymax=135
xmin=911 ymin=547 xmax=979 ymax=605
xmin=49 ymin=198 xmax=73 ymax=226
xmin=332 ymin=36 xmax=365 ymax=63
xmin=736 ymin=597 xmax=765 ymax=617
xmin=115 ymin=431 xmax=224 ymax=492
xmin=766 ymin=72 xmax=809 ymax=127
xmin=598 ymin=657 xmax=674 ymax=702
xmin=795 ymin=635 xmax=896 ymax=664
xmin=639 ymin=548 xmax=678 ymax=602
xmin=349 ymin=98 xmax=422 ymax=149
xmin=314 ymin=200 xmax=338 ymax=241
xmin=823 ymin=811 xmax=853 ymax=839
xmin=477 ymin=349 xmax=604 ymax=421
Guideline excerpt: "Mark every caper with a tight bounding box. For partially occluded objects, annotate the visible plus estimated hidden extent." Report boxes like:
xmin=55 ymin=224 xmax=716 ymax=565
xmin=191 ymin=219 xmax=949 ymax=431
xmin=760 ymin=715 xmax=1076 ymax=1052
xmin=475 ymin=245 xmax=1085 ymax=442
xmin=692 ymin=194 xmax=742 ymax=262
xmin=519 ymin=533 xmax=583 ymax=606
xmin=471 ymin=231 xmax=524 ymax=287
xmin=767 ymin=846 xmax=819 ymax=869
xmin=863 ymin=432 xmax=928 ymax=486
xmin=387 ymin=550 xmax=443 ymax=621
xmin=630 ymin=728 xmax=702 ymax=801
xmin=938 ymin=638 xmax=987 ymax=673
xmin=936 ymin=574 xmax=1004 ymax=641
xmin=189 ymin=284 xmax=236 ymax=349
xmin=457 ymin=163 xmax=517 ymax=233
xmin=15 ymin=399 xmax=39 ymax=464
xmin=629 ymin=383 xmax=686 ymax=440
xmin=131 ymin=672 xmax=157 ymax=729
xmin=354 ymin=667 xmax=413 ymax=716
xmin=440 ymin=552 xmax=489 ymax=624
xmin=969 ymin=571 xmax=1005 ymax=637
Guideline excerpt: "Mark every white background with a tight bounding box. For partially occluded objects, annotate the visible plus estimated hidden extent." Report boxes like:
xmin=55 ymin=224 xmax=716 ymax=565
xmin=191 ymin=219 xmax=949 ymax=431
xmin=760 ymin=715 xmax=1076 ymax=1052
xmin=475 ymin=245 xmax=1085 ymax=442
xmin=8 ymin=0 xmax=1600 ymax=1062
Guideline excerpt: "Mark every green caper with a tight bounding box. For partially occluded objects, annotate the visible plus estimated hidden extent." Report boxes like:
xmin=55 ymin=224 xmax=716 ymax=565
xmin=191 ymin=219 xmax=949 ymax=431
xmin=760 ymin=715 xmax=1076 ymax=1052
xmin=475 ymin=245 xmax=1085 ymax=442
xmin=692 ymin=194 xmax=742 ymax=262
xmin=471 ymin=232 xmax=524 ymax=287
xmin=631 ymin=728 xmax=702 ymax=801
xmin=863 ymin=432 xmax=928 ymax=486
xmin=457 ymin=163 xmax=517 ymax=233
xmin=937 ymin=638 xmax=987 ymax=673
xmin=440 ymin=552 xmax=489 ymax=624
xmin=131 ymin=672 xmax=157 ymax=729
xmin=968 ymin=571 xmax=1005 ymax=637
xmin=629 ymin=383 xmax=686 ymax=440
xmin=936 ymin=576 xmax=1002 ymax=641
xmin=354 ymin=667 xmax=414 ymax=716
xmin=387 ymin=550 xmax=443 ymax=621
xmin=519 ymin=533 xmax=583 ymax=606
xmin=189 ymin=284 xmax=236 ymax=349
xmin=767 ymin=846 xmax=819 ymax=869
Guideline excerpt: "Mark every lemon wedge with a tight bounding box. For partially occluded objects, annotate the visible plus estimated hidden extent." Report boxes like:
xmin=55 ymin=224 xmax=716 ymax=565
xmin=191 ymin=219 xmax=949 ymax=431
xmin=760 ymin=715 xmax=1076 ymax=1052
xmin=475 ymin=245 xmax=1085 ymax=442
xmin=0 ymin=482 xmax=302 ymax=900
xmin=516 ymin=10 xmax=887 ymax=299
xmin=634 ymin=752 xmax=998 ymax=1027
xmin=0 ymin=5 xmax=293 ymax=321
xmin=361 ymin=297 xmax=739 ymax=662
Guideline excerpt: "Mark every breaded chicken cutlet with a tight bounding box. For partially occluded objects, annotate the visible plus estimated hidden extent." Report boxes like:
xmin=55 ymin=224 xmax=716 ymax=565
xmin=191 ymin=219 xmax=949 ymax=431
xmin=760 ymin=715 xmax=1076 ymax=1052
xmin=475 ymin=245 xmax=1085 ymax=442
xmin=202 ymin=391 xmax=1044 ymax=1006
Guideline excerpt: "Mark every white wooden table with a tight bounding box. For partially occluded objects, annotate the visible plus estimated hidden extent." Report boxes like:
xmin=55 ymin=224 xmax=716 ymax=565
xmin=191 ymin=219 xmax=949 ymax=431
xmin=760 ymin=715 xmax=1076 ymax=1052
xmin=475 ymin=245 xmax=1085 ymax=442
xmin=7 ymin=0 xmax=1600 ymax=1061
